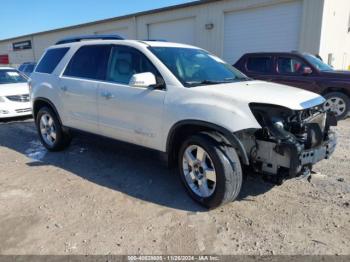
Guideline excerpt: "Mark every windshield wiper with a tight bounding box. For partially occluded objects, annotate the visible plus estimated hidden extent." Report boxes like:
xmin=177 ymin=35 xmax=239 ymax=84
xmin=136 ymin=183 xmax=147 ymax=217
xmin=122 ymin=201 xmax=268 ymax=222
xmin=185 ymin=78 xmax=251 ymax=87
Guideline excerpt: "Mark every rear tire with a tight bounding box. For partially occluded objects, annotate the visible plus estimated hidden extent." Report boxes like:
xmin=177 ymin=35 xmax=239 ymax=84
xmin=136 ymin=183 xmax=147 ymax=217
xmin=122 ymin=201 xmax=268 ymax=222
xmin=36 ymin=107 xmax=71 ymax=151
xmin=178 ymin=133 xmax=242 ymax=209
xmin=323 ymin=92 xmax=349 ymax=120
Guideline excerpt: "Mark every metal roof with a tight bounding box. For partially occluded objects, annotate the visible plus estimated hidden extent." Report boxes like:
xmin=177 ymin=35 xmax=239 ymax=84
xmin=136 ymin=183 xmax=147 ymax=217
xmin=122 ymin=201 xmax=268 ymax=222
xmin=0 ymin=0 xmax=220 ymax=42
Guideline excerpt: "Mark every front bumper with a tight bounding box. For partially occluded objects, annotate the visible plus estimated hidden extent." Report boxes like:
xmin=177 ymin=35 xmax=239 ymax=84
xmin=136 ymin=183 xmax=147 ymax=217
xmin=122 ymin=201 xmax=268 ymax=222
xmin=0 ymin=107 xmax=32 ymax=118
xmin=0 ymin=99 xmax=32 ymax=119
xmin=252 ymin=131 xmax=337 ymax=178
xmin=299 ymin=131 xmax=337 ymax=166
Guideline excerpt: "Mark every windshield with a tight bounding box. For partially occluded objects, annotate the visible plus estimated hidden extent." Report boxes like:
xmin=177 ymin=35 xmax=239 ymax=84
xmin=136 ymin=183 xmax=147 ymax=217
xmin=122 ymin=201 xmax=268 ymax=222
xmin=149 ymin=47 xmax=249 ymax=87
xmin=0 ymin=69 xmax=27 ymax=84
xmin=303 ymin=54 xmax=333 ymax=71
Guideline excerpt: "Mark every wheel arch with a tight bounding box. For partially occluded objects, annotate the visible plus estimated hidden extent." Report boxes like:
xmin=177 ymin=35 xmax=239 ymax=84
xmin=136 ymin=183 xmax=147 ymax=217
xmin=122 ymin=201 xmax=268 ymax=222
xmin=321 ymin=87 xmax=350 ymax=98
xmin=166 ymin=120 xmax=249 ymax=167
xmin=33 ymin=97 xmax=62 ymax=125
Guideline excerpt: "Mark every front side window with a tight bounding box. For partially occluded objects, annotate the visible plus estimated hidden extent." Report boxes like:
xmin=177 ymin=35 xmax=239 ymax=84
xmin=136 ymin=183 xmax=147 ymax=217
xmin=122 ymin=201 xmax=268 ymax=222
xmin=64 ymin=45 xmax=111 ymax=80
xmin=246 ymin=57 xmax=272 ymax=73
xmin=106 ymin=45 xmax=161 ymax=85
xmin=277 ymin=57 xmax=308 ymax=75
xmin=36 ymin=48 xmax=69 ymax=74
xmin=0 ymin=69 xmax=27 ymax=84
xmin=149 ymin=47 xmax=248 ymax=87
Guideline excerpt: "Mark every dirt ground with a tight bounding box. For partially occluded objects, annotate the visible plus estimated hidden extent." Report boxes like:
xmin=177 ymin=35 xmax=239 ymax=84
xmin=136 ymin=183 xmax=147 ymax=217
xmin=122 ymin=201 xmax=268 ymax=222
xmin=0 ymin=117 xmax=349 ymax=255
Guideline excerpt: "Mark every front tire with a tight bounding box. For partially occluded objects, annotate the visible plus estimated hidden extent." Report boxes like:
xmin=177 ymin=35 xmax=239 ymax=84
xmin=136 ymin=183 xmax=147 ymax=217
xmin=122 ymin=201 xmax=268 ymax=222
xmin=178 ymin=133 xmax=242 ymax=209
xmin=36 ymin=107 xmax=71 ymax=151
xmin=323 ymin=92 xmax=349 ymax=120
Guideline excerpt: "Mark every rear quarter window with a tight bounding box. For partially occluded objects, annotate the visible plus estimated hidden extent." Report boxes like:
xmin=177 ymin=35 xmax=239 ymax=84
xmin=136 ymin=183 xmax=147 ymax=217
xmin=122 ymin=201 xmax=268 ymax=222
xmin=246 ymin=56 xmax=273 ymax=73
xmin=36 ymin=48 xmax=69 ymax=74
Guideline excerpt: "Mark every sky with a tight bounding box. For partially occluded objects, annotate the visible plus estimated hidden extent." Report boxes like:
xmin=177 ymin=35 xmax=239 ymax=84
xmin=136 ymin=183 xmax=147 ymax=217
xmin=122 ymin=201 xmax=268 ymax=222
xmin=0 ymin=0 xmax=194 ymax=40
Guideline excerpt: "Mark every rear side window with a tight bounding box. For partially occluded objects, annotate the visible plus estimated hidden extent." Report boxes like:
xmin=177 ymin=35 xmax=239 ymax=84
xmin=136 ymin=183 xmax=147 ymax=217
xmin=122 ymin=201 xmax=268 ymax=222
xmin=64 ymin=45 xmax=111 ymax=80
xmin=246 ymin=57 xmax=272 ymax=73
xmin=36 ymin=48 xmax=69 ymax=74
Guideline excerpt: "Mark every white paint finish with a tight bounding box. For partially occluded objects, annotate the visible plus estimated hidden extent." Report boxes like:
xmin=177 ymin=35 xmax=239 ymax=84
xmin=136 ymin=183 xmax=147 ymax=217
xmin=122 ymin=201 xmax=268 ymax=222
xmin=148 ymin=18 xmax=196 ymax=44
xmin=31 ymin=40 xmax=326 ymax=152
xmin=223 ymin=1 xmax=303 ymax=64
xmin=59 ymin=76 xmax=100 ymax=133
xmin=98 ymin=81 xmax=166 ymax=149
xmin=319 ymin=0 xmax=350 ymax=69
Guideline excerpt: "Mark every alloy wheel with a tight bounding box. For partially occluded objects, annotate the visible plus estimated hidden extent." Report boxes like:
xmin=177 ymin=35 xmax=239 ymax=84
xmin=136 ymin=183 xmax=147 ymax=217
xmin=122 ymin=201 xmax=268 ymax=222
xmin=324 ymin=97 xmax=347 ymax=116
xmin=39 ymin=113 xmax=57 ymax=147
xmin=182 ymin=145 xmax=217 ymax=198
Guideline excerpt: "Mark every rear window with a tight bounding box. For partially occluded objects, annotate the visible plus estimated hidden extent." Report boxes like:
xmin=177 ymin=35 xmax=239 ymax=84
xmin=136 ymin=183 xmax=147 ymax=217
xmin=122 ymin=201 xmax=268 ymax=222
xmin=63 ymin=45 xmax=111 ymax=80
xmin=36 ymin=48 xmax=69 ymax=74
xmin=246 ymin=56 xmax=272 ymax=73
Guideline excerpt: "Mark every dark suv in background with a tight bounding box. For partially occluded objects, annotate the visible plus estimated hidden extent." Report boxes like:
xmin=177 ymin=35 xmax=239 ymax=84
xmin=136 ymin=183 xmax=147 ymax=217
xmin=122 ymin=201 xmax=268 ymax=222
xmin=234 ymin=52 xmax=350 ymax=120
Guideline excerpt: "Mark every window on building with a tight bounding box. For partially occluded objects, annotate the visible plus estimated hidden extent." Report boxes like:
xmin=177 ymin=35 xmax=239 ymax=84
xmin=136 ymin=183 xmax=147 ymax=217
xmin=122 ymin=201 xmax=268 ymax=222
xmin=276 ymin=57 xmax=308 ymax=75
xmin=106 ymin=45 xmax=160 ymax=84
xmin=36 ymin=48 xmax=69 ymax=74
xmin=246 ymin=57 xmax=273 ymax=73
xmin=64 ymin=45 xmax=111 ymax=80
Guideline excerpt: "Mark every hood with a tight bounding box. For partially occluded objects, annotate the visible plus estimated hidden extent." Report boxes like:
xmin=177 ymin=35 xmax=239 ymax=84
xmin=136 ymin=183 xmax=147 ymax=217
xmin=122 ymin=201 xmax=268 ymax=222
xmin=197 ymin=80 xmax=324 ymax=110
xmin=0 ymin=82 xmax=29 ymax=97
xmin=321 ymin=70 xmax=350 ymax=79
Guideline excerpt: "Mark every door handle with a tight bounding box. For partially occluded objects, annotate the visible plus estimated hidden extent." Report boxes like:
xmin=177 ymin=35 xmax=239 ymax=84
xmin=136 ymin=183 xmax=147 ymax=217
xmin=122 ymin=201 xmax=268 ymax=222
xmin=60 ymin=86 xmax=68 ymax=92
xmin=101 ymin=91 xmax=114 ymax=99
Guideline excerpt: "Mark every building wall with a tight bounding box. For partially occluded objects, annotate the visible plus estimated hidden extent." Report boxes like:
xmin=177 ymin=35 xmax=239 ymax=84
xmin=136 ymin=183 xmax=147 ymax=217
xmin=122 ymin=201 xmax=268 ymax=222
xmin=0 ymin=0 xmax=325 ymax=67
xmin=319 ymin=0 xmax=350 ymax=69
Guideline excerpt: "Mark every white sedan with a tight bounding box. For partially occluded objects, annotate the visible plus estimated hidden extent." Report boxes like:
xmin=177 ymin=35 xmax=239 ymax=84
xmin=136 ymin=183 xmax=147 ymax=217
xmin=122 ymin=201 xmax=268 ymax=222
xmin=0 ymin=67 xmax=32 ymax=118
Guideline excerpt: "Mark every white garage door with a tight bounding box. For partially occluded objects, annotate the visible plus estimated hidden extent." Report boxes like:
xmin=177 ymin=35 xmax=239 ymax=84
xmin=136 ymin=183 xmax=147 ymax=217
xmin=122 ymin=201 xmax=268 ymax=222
xmin=95 ymin=28 xmax=129 ymax=39
xmin=148 ymin=18 xmax=195 ymax=45
xmin=223 ymin=1 xmax=302 ymax=64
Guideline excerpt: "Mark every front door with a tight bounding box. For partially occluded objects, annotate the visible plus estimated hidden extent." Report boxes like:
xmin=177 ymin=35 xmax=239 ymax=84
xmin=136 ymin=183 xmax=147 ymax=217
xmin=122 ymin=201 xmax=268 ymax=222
xmin=98 ymin=45 xmax=166 ymax=150
xmin=271 ymin=56 xmax=319 ymax=92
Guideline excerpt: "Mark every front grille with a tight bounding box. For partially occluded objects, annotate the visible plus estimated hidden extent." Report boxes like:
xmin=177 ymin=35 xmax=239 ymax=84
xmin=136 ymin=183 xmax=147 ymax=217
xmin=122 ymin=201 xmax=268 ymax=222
xmin=15 ymin=108 xmax=32 ymax=113
xmin=6 ymin=94 xmax=30 ymax=102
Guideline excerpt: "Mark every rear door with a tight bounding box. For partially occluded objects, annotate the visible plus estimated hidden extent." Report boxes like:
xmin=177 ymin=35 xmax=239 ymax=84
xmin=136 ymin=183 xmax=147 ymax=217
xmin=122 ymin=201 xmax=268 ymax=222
xmin=243 ymin=55 xmax=275 ymax=81
xmin=98 ymin=45 xmax=166 ymax=150
xmin=60 ymin=45 xmax=111 ymax=133
xmin=271 ymin=55 xmax=319 ymax=92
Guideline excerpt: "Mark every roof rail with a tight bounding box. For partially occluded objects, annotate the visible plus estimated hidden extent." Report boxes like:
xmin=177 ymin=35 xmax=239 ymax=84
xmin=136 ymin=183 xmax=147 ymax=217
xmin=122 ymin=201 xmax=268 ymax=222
xmin=143 ymin=39 xmax=168 ymax=42
xmin=55 ymin=34 xmax=124 ymax=45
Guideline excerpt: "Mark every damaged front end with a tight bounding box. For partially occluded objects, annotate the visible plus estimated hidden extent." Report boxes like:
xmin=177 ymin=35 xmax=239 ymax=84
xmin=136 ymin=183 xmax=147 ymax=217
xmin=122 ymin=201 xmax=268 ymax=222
xmin=237 ymin=103 xmax=337 ymax=181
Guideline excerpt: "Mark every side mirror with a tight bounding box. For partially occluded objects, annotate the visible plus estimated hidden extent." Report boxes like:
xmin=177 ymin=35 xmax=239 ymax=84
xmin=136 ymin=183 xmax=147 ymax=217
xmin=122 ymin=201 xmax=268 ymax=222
xmin=302 ymin=67 xmax=313 ymax=75
xmin=129 ymin=72 xmax=156 ymax=88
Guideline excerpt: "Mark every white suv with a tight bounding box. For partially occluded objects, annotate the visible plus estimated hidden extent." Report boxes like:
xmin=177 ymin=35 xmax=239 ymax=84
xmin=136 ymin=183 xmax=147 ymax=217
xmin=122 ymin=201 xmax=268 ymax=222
xmin=30 ymin=35 xmax=337 ymax=208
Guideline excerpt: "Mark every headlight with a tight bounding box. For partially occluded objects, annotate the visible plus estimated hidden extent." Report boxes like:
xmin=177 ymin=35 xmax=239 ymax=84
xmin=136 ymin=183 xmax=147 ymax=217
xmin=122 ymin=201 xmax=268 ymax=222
xmin=249 ymin=103 xmax=293 ymax=127
xmin=249 ymin=103 xmax=294 ymax=140
xmin=0 ymin=97 xmax=5 ymax=102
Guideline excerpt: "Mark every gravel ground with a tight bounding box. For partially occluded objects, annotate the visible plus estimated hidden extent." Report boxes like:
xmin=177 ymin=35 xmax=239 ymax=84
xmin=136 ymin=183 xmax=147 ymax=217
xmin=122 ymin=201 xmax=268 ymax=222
xmin=0 ymin=117 xmax=349 ymax=255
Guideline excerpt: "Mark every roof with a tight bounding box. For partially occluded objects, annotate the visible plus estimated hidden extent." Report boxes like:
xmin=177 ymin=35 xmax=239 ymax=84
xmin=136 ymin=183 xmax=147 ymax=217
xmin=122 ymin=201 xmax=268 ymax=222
xmin=0 ymin=0 xmax=220 ymax=42
xmin=240 ymin=51 xmax=305 ymax=56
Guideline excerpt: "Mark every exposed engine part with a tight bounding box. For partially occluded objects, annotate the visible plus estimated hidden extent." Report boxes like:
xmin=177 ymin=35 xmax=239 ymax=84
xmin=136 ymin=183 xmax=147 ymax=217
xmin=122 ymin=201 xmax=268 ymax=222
xmin=238 ymin=104 xmax=337 ymax=179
